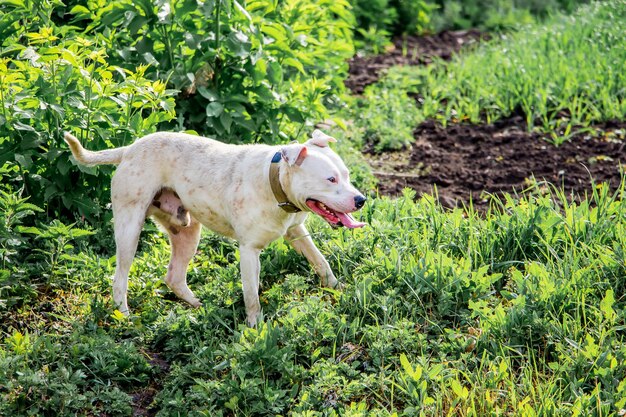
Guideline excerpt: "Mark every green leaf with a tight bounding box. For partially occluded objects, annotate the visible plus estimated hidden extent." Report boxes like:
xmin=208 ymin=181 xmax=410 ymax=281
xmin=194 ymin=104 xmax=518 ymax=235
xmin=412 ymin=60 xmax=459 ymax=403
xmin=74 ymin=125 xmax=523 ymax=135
xmin=268 ymin=61 xmax=283 ymax=84
xmin=283 ymin=57 xmax=304 ymax=73
xmin=142 ymin=52 xmax=159 ymax=66
xmin=233 ymin=0 xmax=252 ymax=22
xmin=225 ymin=31 xmax=251 ymax=58
xmin=128 ymin=15 xmax=150 ymax=36
xmin=220 ymin=112 xmax=233 ymax=132
xmin=450 ymin=379 xmax=468 ymax=399
xmin=399 ymin=353 xmax=422 ymax=381
xmin=206 ymin=102 xmax=224 ymax=117
xmin=198 ymin=87 xmax=219 ymax=101
xmin=600 ymin=289 xmax=616 ymax=321
xmin=262 ymin=23 xmax=287 ymax=43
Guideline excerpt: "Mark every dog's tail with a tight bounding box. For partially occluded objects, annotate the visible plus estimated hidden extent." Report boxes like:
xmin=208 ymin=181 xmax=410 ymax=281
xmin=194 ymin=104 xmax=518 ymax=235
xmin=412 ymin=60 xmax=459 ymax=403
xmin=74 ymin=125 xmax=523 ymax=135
xmin=64 ymin=132 xmax=127 ymax=166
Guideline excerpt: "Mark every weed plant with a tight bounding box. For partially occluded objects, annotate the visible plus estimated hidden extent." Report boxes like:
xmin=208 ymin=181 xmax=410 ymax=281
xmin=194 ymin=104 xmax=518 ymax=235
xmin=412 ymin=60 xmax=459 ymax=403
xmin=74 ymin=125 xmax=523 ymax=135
xmin=81 ymin=0 xmax=354 ymax=143
xmin=392 ymin=1 xmax=626 ymax=142
xmin=349 ymin=71 xmax=421 ymax=152
xmin=2 ymin=178 xmax=626 ymax=415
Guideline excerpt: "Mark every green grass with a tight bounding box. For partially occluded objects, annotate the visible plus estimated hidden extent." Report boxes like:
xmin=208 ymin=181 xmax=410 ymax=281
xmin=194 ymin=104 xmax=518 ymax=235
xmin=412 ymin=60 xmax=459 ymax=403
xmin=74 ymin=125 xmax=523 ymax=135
xmin=369 ymin=1 xmax=626 ymax=144
xmin=2 ymin=179 xmax=626 ymax=415
xmin=349 ymin=70 xmax=421 ymax=152
xmin=429 ymin=0 xmax=590 ymax=32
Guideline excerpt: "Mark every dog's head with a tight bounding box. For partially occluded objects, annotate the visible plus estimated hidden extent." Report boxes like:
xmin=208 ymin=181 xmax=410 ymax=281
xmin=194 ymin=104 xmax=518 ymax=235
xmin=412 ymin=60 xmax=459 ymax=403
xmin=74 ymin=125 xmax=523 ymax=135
xmin=280 ymin=130 xmax=366 ymax=228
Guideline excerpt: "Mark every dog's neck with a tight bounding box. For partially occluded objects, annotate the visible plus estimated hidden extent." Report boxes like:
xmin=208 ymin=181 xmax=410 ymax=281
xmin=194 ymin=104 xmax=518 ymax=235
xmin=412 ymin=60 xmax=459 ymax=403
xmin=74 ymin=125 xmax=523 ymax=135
xmin=269 ymin=152 xmax=301 ymax=213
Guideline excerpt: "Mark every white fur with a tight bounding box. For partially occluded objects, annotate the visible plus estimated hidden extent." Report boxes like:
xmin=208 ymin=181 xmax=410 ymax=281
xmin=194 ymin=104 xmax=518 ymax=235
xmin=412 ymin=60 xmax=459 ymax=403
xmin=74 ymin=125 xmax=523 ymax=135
xmin=64 ymin=131 xmax=364 ymax=326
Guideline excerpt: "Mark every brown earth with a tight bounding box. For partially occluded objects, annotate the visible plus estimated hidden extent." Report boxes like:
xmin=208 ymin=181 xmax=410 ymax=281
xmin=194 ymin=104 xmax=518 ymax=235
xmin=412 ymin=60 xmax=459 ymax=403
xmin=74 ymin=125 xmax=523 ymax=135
xmin=131 ymin=351 xmax=170 ymax=417
xmin=347 ymin=33 xmax=626 ymax=209
xmin=367 ymin=117 xmax=626 ymax=210
xmin=345 ymin=30 xmax=488 ymax=94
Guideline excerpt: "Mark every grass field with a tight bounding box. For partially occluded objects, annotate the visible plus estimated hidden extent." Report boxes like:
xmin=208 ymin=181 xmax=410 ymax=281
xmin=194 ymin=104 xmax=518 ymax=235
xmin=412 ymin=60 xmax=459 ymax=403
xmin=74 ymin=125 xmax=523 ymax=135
xmin=1 ymin=0 xmax=626 ymax=415
xmin=2 ymin=182 xmax=626 ymax=415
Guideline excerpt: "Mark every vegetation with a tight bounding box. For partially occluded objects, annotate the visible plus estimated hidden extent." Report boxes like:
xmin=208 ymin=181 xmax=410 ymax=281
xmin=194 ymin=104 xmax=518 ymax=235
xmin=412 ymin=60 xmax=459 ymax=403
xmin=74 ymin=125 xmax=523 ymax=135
xmin=1 ymin=0 xmax=626 ymax=415
xmin=350 ymin=0 xmax=591 ymax=53
xmin=0 ymin=0 xmax=355 ymax=221
xmin=2 ymin=181 xmax=626 ymax=415
xmin=428 ymin=0 xmax=590 ymax=31
xmin=413 ymin=1 xmax=626 ymax=137
xmin=349 ymin=71 xmax=420 ymax=152
xmin=351 ymin=0 xmax=435 ymax=53
xmin=358 ymin=1 xmax=626 ymax=150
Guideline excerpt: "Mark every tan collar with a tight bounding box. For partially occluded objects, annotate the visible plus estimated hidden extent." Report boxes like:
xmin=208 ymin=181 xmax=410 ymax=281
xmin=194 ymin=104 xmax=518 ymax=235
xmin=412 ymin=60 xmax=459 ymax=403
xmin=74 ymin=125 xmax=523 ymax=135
xmin=269 ymin=152 xmax=301 ymax=213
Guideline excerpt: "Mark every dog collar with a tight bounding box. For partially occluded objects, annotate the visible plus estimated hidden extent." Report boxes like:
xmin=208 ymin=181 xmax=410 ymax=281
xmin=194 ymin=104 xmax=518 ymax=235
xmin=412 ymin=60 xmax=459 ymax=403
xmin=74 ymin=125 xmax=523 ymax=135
xmin=269 ymin=152 xmax=301 ymax=213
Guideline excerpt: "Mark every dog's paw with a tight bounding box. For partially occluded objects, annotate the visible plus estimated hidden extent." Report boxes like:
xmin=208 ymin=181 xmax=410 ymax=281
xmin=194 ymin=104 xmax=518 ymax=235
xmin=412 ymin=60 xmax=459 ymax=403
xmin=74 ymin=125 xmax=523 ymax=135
xmin=322 ymin=277 xmax=341 ymax=289
xmin=333 ymin=281 xmax=345 ymax=291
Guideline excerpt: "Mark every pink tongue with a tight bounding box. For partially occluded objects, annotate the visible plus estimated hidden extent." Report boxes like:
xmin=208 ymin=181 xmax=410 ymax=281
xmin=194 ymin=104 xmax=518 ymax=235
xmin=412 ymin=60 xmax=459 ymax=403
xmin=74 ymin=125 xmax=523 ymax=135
xmin=337 ymin=212 xmax=366 ymax=229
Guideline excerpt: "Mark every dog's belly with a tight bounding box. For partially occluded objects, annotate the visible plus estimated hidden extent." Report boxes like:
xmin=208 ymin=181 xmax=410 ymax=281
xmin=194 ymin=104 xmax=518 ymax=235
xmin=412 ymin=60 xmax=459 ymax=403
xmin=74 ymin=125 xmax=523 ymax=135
xmin=189 ymin=207 xmax=237 ymax=239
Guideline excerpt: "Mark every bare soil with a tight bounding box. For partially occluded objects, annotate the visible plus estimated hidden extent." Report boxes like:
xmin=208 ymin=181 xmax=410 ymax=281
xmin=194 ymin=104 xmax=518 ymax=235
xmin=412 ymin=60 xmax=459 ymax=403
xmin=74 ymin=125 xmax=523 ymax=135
xmin=367 ymin=117 xmax=626 ymax=210
xmin=131 ymin=351 xmax=170 ymax=417
xmin=347 ymin=33 xmax=626 ymax=209
xmin=345 ymin=30 xmax=488 ymax=94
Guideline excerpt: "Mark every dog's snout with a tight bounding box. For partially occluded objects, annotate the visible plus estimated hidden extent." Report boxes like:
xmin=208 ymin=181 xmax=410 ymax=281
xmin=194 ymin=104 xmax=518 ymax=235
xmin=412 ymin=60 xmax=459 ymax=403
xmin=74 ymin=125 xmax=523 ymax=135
xmin=354 ymin=195 xmax=366 ymax=209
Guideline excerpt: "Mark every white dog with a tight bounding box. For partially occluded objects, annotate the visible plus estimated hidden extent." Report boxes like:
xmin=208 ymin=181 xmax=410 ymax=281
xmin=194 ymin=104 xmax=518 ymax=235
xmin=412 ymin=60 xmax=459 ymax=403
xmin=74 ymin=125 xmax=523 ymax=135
xmin=64 ymin=130 xmax=366 ymax=326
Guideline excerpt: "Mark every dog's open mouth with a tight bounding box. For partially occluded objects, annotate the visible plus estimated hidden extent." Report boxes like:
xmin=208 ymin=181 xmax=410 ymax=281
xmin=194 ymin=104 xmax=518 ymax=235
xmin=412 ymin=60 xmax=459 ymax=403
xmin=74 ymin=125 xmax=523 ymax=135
xmin=306 ymin=199 xmax=366 ymax=229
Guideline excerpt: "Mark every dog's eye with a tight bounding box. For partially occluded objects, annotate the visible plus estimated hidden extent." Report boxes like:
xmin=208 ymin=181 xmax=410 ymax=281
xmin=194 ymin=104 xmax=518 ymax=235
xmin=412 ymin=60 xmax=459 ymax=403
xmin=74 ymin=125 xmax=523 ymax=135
xmin=327 ymin=176 xmax=337 ymax=183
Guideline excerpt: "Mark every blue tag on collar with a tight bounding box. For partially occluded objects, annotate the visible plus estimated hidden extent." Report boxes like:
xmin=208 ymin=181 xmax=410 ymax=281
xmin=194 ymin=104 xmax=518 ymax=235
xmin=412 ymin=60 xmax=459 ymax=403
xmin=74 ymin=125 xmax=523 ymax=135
xmin=271 ymin=151 xmax=282 ymax=163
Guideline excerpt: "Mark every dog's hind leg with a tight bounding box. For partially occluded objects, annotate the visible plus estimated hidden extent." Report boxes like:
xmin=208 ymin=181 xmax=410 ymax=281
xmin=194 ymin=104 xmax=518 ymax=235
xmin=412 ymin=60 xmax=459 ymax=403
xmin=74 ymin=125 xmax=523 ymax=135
xmin=110 ymin=166 xmax=158 ymax=315
xmin=112 ymin=207 xmax=146 ymax=314
xmin=159 ymin=218 xmax=202 ymax=307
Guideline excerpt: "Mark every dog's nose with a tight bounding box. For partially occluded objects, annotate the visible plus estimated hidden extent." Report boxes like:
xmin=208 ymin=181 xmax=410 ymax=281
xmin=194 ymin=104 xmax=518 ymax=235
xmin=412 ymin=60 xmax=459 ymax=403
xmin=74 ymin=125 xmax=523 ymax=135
xmin=354 ymin=195 xmax=367 ymax=209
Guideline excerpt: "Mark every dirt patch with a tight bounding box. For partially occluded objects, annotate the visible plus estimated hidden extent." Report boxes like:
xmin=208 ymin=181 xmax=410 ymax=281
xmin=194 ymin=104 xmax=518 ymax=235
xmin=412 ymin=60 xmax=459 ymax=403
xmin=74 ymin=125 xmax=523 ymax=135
xmin=368 ymin=117 xmax=626 ymax=210
xmin=345 ymin=30 xmax=488 ymax=94
xmin=350 ymin=30 xmax=626 ymax=208
xmin=131 ymin=351 xmax=170 ymax=417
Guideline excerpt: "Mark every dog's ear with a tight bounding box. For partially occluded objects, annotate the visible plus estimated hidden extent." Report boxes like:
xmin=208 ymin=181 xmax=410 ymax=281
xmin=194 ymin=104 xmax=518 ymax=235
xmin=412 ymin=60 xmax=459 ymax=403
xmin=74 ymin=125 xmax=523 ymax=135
xmin=281 ymin=144 xmax=308 ymax=166
xmin=308 ymin=129 xmax=337 ymax=148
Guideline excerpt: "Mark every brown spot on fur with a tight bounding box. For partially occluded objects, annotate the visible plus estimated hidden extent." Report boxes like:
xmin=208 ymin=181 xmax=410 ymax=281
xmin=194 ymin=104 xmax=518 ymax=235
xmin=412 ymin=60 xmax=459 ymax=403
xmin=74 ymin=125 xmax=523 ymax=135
xmin=169 ymin=226 xmax=179 ymax=235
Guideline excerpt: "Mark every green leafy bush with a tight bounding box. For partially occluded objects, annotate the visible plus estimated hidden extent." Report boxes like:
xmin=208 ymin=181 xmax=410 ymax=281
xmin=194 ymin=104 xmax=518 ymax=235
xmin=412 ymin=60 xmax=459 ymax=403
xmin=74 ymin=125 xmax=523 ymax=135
xmin=0 ymin=182 xmax=93 ymax=311
xmin=352 ymin=0 xmax=434 ymax=36
xmin=83 ymin=0 xmax=354 ymax=143
xmin=0 ymin=3 xmax=176 ymax=220
xmin=1 ymin=0 xmax=359 ymax=224
xmin=351 ymin=0 xmax=435 ymax=53
xmin=0 ymin=328 xmax=152 ymax=417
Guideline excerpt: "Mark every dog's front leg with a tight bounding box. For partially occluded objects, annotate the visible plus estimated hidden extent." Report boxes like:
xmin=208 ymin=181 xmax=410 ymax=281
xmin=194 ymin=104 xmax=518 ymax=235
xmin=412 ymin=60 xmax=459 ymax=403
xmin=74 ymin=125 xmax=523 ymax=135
xmin=239 ymin=245 xmax=262 ymax=326
xmin=285 ymin=224 xmax=339 ymax=288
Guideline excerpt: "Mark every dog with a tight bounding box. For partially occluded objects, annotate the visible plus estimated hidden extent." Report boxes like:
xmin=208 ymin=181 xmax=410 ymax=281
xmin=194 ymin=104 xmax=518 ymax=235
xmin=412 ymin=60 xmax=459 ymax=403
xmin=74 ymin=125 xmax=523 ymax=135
xmin=64 ymin=130 xmax=366 ymax=326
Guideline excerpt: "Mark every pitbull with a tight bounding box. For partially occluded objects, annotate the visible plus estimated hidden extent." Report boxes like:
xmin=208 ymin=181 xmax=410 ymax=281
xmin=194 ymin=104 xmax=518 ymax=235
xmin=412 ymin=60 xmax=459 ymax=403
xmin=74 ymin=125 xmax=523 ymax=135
xmin=64 ymin=130 xmax=366 ymax=326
